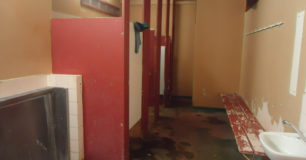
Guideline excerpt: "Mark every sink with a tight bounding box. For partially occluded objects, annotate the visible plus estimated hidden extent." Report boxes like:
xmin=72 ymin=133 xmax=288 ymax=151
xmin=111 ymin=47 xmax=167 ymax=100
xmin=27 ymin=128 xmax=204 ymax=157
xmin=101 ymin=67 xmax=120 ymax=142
xmin=259 ymin=132 xmax=306 ymax=160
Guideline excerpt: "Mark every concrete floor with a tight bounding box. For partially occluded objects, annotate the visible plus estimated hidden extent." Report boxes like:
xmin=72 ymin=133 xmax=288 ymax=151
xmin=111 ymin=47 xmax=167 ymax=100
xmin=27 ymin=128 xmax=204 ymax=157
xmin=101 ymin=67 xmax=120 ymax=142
xmin=130 ymin=105 xmax=250 ymax=160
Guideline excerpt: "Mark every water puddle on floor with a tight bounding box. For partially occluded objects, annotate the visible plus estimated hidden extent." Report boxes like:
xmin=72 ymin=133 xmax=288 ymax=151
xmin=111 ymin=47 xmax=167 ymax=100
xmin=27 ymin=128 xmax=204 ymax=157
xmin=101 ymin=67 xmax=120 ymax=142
xmin=130 ymin=135 xmax=194 ymax=160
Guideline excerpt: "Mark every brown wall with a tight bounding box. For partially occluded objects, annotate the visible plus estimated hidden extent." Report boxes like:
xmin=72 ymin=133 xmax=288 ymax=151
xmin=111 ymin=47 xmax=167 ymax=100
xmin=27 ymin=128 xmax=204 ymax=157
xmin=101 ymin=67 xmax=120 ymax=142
xmin=0 ymin=0 xmax=52 ymax=80
xmin=130 ymin=2 xmax=142 ymax=22
xmin=192 ymin=0 xmax=245 ymax=108
xmin=172 ymin=2 xmax=196 ymax=96
xmin=240 ymin=0 xmax=306 ymax=132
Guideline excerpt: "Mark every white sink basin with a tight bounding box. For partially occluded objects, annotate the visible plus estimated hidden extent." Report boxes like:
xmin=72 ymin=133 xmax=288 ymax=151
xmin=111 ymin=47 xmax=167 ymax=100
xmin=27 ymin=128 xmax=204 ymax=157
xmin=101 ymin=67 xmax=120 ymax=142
xmin=259 ymin=132 xmax=306 ymax=160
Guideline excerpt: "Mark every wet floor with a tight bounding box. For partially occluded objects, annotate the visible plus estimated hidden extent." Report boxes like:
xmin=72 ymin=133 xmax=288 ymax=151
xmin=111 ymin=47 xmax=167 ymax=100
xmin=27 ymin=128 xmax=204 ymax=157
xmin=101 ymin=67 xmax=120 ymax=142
xmin=130 ymin=105 xmax=249 ymax=160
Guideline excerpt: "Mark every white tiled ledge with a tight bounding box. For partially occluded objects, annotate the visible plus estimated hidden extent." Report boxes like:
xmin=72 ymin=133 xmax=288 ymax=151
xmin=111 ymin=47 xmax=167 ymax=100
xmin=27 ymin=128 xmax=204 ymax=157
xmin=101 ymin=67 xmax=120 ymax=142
xmin=0 ymin=74 xmax=84 ymax=160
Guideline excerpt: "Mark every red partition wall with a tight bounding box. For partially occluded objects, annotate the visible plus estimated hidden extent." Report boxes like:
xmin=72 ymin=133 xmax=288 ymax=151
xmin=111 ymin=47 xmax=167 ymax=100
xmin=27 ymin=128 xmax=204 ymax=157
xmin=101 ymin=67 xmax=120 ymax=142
xmin=141 ymin=0 xmax=151 ymax=136
xmin=148 ymin=30 xmax=156 ymax=106
xmin=123 ymin=0 xmax=130 ymax=158
xmin=51 ymin=18 xmax=128 ymax=160
xmin=165 ymin=0 xmax=170 ymax=102
xmin=154 ymin=0 xmax=162 ymax=120
xmin=164 ymin=37 xmax=173 ymax=106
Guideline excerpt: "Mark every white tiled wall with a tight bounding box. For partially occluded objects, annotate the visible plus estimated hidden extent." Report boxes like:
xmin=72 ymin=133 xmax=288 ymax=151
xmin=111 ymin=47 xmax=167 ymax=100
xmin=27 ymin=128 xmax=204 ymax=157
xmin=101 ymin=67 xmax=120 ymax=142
xmin=47 ymin=74 xmax=84 ymax=160
xmin=0 ymin=74 xmax=84 ymax=160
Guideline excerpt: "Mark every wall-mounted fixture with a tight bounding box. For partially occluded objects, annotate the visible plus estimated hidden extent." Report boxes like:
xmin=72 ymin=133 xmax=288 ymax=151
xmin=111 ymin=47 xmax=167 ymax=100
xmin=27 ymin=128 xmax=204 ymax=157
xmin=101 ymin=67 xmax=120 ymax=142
xmin=290 ymin=10 xmax=305 ymax=96
xmin=246 ymin=22 xmax=284 ymax=36
xmin=81 ymin=0 xmax=121 ymax=16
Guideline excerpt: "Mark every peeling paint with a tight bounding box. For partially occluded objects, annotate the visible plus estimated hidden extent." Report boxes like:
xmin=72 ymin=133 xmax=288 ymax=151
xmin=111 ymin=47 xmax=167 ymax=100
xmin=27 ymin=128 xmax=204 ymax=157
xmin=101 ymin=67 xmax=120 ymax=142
xmin=221 ymin=94 xmax=265 ymax=155
xmin=240 ymin=135 xmax=252 ymax=152
xmin=252 ymin=100 xmax=284 ymax=132
xmin=247 ymin=134 xmax=264 ymax=153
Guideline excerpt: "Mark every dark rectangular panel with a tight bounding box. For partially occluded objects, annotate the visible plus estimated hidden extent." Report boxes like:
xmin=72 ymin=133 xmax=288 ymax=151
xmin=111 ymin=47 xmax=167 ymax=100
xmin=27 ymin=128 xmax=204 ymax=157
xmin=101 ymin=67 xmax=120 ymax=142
xmin=0 ymin=88 xmax=69 ymax=160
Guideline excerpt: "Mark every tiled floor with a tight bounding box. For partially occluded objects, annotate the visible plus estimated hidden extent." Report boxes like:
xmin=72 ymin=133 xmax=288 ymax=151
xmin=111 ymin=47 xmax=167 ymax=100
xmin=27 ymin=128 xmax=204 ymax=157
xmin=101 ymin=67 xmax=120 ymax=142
xmin=130 ymin=105 xmax=249 ymax=160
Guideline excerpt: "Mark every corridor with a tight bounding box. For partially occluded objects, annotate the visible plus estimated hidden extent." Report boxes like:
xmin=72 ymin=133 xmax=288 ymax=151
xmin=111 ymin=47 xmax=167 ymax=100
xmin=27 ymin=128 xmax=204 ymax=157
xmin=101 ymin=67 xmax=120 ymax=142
xmin=2 ymin=0 xmax=305 ymax=159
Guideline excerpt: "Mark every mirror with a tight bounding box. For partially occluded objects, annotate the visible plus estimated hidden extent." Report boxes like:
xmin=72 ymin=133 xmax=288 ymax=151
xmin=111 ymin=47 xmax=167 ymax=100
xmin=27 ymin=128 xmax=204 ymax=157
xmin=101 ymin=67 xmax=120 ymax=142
xmin=52 ymin=0 xmax=122 ymax=18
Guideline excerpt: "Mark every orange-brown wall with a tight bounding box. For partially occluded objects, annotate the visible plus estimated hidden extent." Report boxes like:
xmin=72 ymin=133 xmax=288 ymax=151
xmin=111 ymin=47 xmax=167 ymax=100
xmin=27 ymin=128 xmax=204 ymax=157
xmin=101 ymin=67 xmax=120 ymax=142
xmin=193 ymin=0 xmax=245 ymax=108
xmin=172 ymin=2 xmax=196 ymax=96
xmin=240 ymin=0 xmax=306 ymax=132
xmin=0 ymin=0 xmax=52 ymax=80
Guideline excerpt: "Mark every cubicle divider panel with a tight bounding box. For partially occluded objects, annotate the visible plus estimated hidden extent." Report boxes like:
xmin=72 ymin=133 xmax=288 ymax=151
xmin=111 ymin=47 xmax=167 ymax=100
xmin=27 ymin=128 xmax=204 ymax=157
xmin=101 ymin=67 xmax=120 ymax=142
xmin=51 ymin=18 xmax=127 ymax=160
xmin=148 ymin=30 xmax=156 ymax=107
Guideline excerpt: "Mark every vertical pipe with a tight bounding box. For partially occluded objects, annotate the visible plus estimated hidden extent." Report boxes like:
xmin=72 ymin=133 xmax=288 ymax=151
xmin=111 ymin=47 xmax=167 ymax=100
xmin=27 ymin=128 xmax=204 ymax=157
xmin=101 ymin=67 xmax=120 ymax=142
xmin=141 ymin=0 xmax=151 ymax=136
xmin=169 ymin=0 xmax=176 ymax=105
xmin=171 ymin=0 xmax=176 ymax=54
xmin=122 ymin=0 xmax=130 ymax=159
xmin=155 ymin=0 xmax=163 ymax=120
xmin=164 ymin=0 xmax=171 ymax=105
xmin=166 ymin=0 xmax=170 ymax=40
